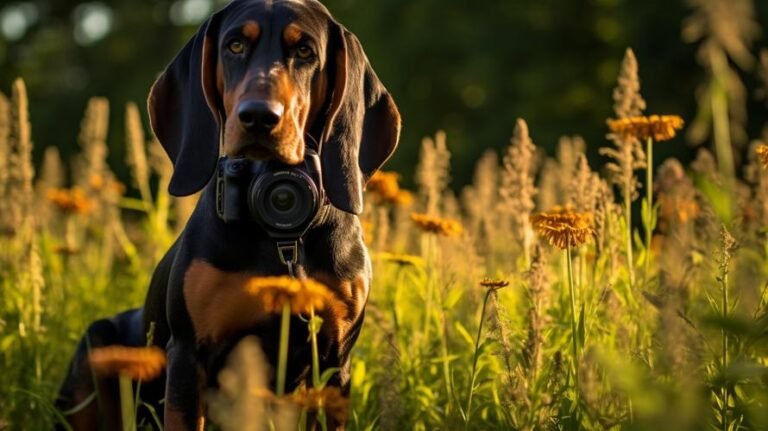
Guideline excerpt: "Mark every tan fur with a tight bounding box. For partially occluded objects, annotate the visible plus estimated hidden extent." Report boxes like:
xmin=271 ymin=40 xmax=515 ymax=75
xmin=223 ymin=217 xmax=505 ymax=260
xmin=183 ymin=260 xmax=368 ymax=347
xmin=242 ymin=20 xmax=261 ymax=40
xmin=313 ymin=272 xmax=369 ymax=346
xmin=283 ymin=23 xmax=303 ymax=46
xmin=183 ymin=260 xmax=272 ymax=343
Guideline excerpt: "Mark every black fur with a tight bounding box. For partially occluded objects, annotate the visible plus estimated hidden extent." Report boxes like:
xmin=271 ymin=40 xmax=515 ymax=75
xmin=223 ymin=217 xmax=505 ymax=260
xmin=56 ymin=0 xmax=400 ymax=429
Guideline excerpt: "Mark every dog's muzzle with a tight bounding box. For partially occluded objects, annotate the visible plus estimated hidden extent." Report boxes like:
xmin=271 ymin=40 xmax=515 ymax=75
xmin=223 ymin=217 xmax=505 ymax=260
xmin=216 ymin=147 xmax=325 ymax=240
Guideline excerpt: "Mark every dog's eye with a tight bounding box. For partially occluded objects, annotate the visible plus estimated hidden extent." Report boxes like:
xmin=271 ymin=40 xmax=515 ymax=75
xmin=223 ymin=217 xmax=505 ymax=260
xmin=227 ymin=39 xmax=245 ymax=54
xmin=295 ymin=44 xmax=314 ymax=60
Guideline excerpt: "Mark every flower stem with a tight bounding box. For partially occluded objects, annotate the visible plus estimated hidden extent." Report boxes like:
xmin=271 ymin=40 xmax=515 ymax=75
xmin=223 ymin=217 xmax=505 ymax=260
xmin=566 ymin=247 xmax=580 ymax=410
xmin=721 ymin=267 xmax=729 ymax=431
xmin=119 ymin=373 xmax=136 ymax=431
xmin=624 ymin=186 xmax=635 ymax=288
xmin=277 ymin=302 xmax=291 ymax=396
xmin=645 ymin=136 xmax=653 ymax=280
xmin=310 ymin=309 xmax=321 ymax=388
xmin=710 ymin=48 xmax=735 ymax=181
xmin=464 ymin=288 xmax=493 ymax=428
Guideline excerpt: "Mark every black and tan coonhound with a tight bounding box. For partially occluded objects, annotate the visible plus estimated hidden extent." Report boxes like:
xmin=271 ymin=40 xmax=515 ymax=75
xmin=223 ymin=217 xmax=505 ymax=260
xmin=55 ymin=0 xmax=401 ymax=429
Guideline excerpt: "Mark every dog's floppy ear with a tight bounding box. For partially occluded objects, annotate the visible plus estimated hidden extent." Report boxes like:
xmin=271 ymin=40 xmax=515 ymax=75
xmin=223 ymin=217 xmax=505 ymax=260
xmin=320 ymin=23 xmax=401 ymax=215
xmin=147 ymin=10 xmax=225 ymax=197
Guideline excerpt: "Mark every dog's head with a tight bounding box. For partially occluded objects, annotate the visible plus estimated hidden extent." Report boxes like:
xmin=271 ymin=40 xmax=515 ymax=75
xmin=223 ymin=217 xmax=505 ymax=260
xmin=148 ymin=0 xmax=401 ymax=214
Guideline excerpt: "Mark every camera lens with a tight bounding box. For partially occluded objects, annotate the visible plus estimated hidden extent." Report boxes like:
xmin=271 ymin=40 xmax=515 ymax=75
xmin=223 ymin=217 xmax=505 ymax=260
xmin=269 ymin=184 xmax=297 ymax=213
xmin=249 ymin=169 xmax=319 ymax=234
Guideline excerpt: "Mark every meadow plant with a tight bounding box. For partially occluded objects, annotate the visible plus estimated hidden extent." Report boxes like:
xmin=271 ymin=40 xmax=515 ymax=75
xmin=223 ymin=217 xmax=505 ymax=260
xmin=3 ymin=24 xmax=768 ymax=431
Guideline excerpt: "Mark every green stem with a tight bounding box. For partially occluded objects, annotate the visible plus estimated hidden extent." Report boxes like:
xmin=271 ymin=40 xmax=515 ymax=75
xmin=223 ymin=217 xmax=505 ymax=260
xmin=566 ymin=247 xmax=580 ymax=409
xmin=645 ymin=136 xmax=653 ymax=280
xmin=439 ymin=311 xmax=452 ymax=416
xmin=118 ymin=374 xmax=135 ymax=431
xmin=710 ymin=48 xmax=735 ymax=181
xmin=277 ymin=303 xmax=291 ymax=396
xmin=310 ymin=309 xmax=321 ymax=388
xmin=422 ymin=234 xmax=436 ymax=343
xmin=721 ymin=270 xmax=729 ymax=431
xmin=464 ymin=288 xmax=493 ymax=428
xmin=624 ymin=186 xmax=635 ymax=288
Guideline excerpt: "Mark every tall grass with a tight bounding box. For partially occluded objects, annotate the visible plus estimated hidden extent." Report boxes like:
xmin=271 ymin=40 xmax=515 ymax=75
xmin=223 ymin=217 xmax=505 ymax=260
xmin=2 ymin=26 xmax=768 ymax=431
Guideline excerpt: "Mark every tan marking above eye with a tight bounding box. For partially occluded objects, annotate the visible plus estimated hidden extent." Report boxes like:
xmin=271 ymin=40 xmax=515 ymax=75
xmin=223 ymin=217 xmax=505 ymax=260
xmin=242 ymin=20 xmax=260 ymax=40
xmin=283 ymin=23 xmax=303 ymax=46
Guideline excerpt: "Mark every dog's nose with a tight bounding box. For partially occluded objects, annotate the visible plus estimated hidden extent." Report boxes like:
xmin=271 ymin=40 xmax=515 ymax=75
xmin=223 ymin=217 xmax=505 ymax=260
xmin=237 ymin=100 xmax=284 ymax=132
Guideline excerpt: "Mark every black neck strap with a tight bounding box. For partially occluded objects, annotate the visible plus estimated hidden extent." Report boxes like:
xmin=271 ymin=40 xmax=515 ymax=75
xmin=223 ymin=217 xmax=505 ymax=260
xmin=277 ymin=239 xmax=307 ymax=279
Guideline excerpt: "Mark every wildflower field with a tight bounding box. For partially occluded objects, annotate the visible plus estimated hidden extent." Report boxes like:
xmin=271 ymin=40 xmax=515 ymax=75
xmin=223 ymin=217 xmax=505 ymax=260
xmin=3 ymin=9 xmax=768 ymax=431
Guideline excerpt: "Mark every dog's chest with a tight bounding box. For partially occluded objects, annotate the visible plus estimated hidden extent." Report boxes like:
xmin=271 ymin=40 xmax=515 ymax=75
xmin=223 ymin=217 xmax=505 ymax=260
xmin=182 ymin=259 xmax=368 ymax=345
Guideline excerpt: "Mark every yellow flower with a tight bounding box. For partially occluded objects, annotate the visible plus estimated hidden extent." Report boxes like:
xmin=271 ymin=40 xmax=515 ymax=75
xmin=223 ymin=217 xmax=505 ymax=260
xmin=411 ymin=213 xmax=463 ymax=237
xmin=244 ymin=276 xmax=334 ymax=315
xmin=289 ymin=386 xmax=349 ymax=424
xmin=607 ymin=115 xmax=684 ymax=142
xmin=755 ymin=144 xmax=768 ymax=169
xmin=46 ymin=187 xmax=93 ymax=215
xmin=89 ymin=346 xmax=166 ymax=381
xmin=531 ymin=206 xmax=593 ymax=249
xmin=479 ymin=278 xmax=510 ymax=289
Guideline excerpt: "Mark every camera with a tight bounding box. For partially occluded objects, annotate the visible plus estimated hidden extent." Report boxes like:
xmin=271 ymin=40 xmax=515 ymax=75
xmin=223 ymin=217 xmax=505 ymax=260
xmin=216 ymin=149 xmax=324 ymax=239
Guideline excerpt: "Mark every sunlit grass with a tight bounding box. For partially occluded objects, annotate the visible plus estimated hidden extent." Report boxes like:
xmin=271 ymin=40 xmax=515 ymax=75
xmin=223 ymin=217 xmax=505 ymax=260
xmin=2 ymin=39 xmax=768 ymax=431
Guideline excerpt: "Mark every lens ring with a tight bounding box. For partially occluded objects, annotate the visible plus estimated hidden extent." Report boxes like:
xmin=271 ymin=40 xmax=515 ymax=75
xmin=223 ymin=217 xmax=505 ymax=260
xmin=249 ymin=170 xmax=319 ymax=232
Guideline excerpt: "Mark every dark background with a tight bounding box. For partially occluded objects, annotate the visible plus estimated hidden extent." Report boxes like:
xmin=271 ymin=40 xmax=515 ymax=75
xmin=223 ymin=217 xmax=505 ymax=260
xmin=1 ymin=0 xmax=767 ymax=188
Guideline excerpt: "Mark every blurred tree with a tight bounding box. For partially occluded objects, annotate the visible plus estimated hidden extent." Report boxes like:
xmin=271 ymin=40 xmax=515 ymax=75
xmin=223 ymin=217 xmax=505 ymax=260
xmin=0 ymin=0 xmax=766 ymax=188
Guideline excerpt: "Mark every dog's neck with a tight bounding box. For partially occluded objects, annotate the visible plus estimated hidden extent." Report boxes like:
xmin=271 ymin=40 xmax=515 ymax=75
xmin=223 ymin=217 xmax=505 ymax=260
xmin=182 ymin=179 xmax=365 ymax=278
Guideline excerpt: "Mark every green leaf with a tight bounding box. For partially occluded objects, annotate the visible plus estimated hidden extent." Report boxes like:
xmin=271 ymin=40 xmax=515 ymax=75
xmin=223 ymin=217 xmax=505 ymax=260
xmin=319 ymin=367 xmax=341 ymax=387
xmin=454 ymin=321 xmax=475 ymax=347
xmin=443 ymin=286 xmax=464 ymax=309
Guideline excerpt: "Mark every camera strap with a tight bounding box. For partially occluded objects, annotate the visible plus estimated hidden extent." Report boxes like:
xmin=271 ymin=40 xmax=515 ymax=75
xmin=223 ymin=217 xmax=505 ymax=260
xmin=276 ymin=239 xmax=307 ymax=279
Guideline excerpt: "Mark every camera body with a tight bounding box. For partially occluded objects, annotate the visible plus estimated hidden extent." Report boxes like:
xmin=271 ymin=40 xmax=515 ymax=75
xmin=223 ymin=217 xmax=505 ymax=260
xmin=216 ymin=149 xmax=324 ymax=239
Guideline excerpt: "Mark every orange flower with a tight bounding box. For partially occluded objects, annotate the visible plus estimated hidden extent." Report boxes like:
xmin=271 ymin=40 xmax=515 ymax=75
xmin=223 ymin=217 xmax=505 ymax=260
xmin=411 ymin=213 xmax=463 ymax=237
xmin=531 ymin=206 xmax=593 ymax=249
xmin=479 ymin=278 xmax=510 ymax=290
xmin=393 ymin=190 xmax=415 ymax=207
xmin=89 ymin=346 xmax=166 ymax=381
xmin=366 ymin=171 xmax=401 ymax=202
xmin=607 ymin=115 xmax=684 ymax=142
xmin=376 ymin=252 xmax=424 ymax=267
xmin=755 ymin=144 xmax=768 ymax=169
xmin=290 ymin=386 xmax=349 ymax=423
xmin=53 ymin=245 xmax=80 ymax=256
xmin=46 ymin=187 xmax=93 ymax=215
xmin=89 ymin=174 xmax=126 ymax=196
xmin=244 ymin=276 xmax=334 ymax=315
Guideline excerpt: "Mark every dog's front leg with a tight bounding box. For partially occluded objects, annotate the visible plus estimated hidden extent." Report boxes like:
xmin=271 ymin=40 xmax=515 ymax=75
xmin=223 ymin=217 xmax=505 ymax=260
xmin=164 ymin=338 xmax=204 ymax=431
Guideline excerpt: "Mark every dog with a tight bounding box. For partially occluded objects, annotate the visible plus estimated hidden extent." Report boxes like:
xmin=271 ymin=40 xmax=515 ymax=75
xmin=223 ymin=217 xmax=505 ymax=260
xmin=55 ymin=0 xmax=401 ymax=429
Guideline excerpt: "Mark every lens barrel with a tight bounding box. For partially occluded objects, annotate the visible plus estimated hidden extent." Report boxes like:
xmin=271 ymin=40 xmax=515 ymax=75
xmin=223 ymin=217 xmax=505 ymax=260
xmin=248 ymin=169 xmax=319 ymax=234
